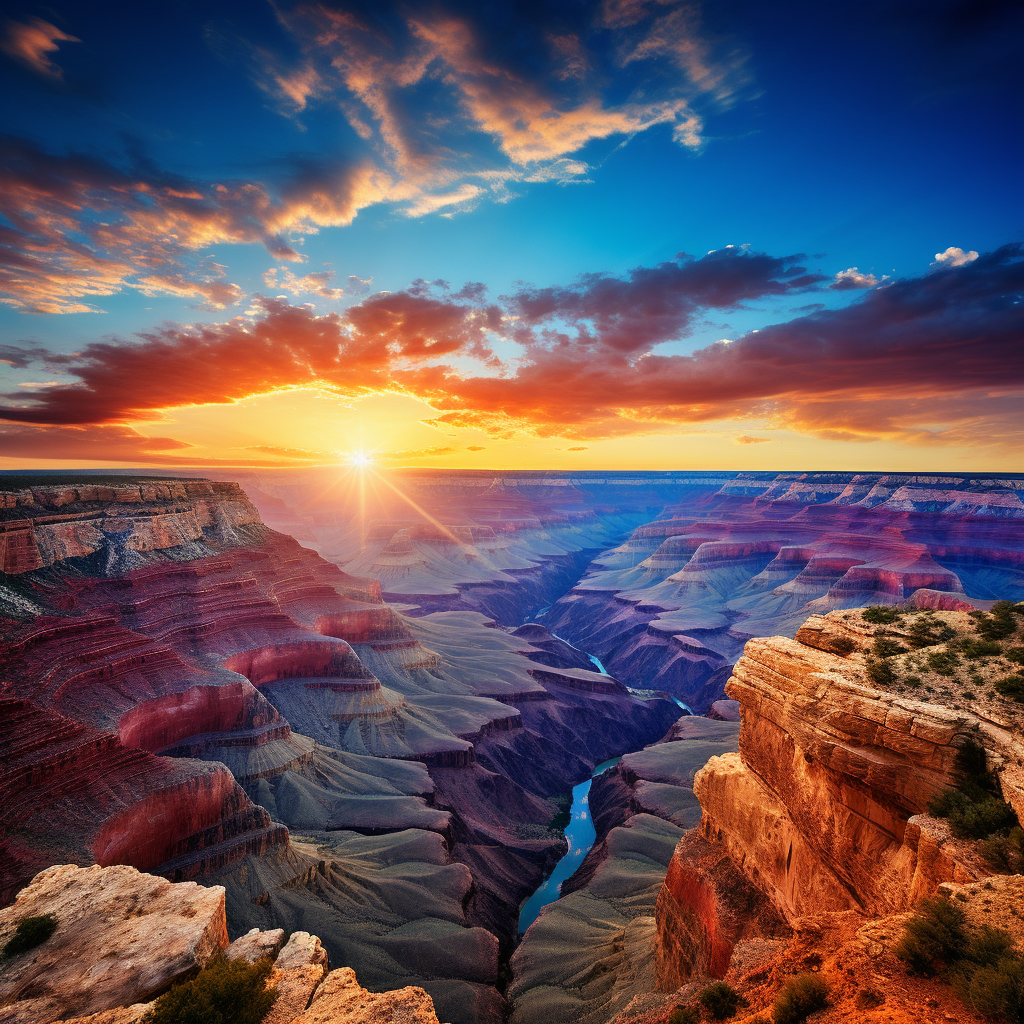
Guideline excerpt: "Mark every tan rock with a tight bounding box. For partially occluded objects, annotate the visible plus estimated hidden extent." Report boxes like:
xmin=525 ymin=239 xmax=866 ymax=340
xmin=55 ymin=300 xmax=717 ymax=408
xmin=0 ymin=864 xmax=228 ymax=1024
xmin=226 ymin=926 xmax=286 ymax=963
xmin=48 ymin=1005 xmax=153 ymax=1024
xmin=263 ymin=932 xmax=329 ymax=1024
xmin=294 ymin=967 xmax=443 ymax=1024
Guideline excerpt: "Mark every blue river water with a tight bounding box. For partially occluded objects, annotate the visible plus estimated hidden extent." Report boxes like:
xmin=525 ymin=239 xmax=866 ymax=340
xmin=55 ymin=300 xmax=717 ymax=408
xmin=515 ymin=631 xmax=690 ymax=932
xmin=517 ymin=755 xmax=622 ymax=934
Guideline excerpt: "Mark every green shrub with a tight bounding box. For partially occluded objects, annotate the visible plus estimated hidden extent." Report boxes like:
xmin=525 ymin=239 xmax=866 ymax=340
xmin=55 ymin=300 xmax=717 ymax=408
xmin=971 ymin=604 xmax=1020 ymax=641
xmin=1 ymin=914 xmax=58 ymax=961
xmin=927 ymin=650 xmax=960 ymax=676
xmin=866 ymin=658 xmax=896 ymax=686
xmin=961 ymin=638 xmax=1004 ymax=659
xmin=146 ymin=954 xmax=277 ymax=1024
xmin=1006 ymin=646 xmax=1024 ymax=665
xmin=699 ymin=981 xmax=747 ymax=1020
xmin=830 ymin=636 xmax=857 ymax=655
xmin=873 ymin=635 xmax=906 ymax=658
xmin=909 ymin=616 xmax=956 ymax=648
xmin=980 ymin=826 xmax=1024 ymax=874
xmin=895 ymin=895 xmax=967 ymax=975
xmin=965 ymin=956 xmax=1024 ymax=1021
xmin=927 ymin=738 xmax=1020 ymax=841
xmin=772 ymin=973 xmax=830 ymax=1024
xmin=550 ymin=794 xmax=572 ymax=831
xmin=996 ymin=675 xmax=1024 ymax=702
xmin=668 ymin=1006 xmax=700 ymax=1024
xmin=862 ymin=605 xmax=902 ymax=624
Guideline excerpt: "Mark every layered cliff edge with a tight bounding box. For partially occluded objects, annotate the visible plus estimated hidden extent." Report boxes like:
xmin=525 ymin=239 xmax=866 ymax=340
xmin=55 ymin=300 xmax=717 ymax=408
xmin=646 ymin=605 xmax=1024 ymax=1023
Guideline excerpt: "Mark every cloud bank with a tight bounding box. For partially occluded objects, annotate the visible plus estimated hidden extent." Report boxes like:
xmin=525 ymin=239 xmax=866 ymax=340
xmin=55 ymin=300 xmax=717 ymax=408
xmin=2 ymin=244 xmax=1021 ymax=459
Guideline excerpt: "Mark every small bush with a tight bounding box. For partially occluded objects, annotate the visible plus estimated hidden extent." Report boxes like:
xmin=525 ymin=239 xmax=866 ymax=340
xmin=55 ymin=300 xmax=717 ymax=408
xmin=772 ymin=974 xmax=830 ymax=1024
xmin=927 ymin=650 xmax=960 ymax=676
xmin=1006 ymin=646 xmax=1024 ymax=665
xmin=896 ymin=895 xmax=967 ymax=975
xmin=699 ymin=981 xmax=747 ymax=1020
xmin=909 ymin=616 xmax=956 ymax=648
xmin=830 ymin=636 xmax=857 ymax=655
xmin=927 ymin=738 xmax=1020 ymax=841
xmin=996 ymin=675 xmax=1024 ymax=702
xmin=981 ymin=826 xmax=1024 ymax=874
xmin=972 ymin=604 xmax=1020 ymax=641
xmin=668 ymin=1006 xmax=700 ymax=1024
xmin=862 ymin=605 xmax=902 ymax=624
xmin=873 ymin=635 xmax=906 ymax=658
xmin=965 ymin=956 xmax=1024 ymax=1021
xmin=146 ymin=954 xmax=277 ymax=1024
xmin=866 ymin=658 xmax=896 ymax=686
xmin=1 ymin=914 xmax=58 ymax=960
xmin=961 ymin=638 xmax=1003 ymax=659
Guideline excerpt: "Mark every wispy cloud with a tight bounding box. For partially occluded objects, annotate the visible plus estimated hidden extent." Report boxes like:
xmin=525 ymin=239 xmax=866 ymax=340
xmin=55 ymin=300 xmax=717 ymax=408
xmin=1 ymin=17 xmax=79 ymax=78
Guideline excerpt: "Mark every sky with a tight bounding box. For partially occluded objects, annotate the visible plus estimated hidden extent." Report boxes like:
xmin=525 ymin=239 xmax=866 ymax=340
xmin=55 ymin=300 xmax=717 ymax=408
xmin=0 ymin=0 xmax=1021 ymax=472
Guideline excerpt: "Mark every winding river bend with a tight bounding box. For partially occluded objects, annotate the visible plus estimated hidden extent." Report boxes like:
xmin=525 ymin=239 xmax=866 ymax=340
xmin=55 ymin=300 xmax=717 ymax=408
xmin=515 ymin=635 xmax=692 ymax=934
xmin=517 ymin=754 xmax=622 ymax=934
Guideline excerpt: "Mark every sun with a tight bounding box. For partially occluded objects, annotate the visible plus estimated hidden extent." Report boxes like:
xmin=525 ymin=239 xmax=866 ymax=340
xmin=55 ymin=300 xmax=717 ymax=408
xmin=349 ymin=451 xmax=373 ymax=467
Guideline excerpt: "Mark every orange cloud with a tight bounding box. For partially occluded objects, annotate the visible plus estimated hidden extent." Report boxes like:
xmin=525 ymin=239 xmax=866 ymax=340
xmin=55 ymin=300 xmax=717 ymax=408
xmin=0 ymin=136 xmax=389 ymax=313
xmin=2 ymin=245 xmax=1021 ymax=458
xmin=1 ymin=17 xmax=79 ymax=78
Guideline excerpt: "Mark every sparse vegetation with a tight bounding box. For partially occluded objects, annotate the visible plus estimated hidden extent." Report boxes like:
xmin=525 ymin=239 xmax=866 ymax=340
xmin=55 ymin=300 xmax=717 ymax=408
xmin=908 ymin=615 xmax=955 ymax=648
xmin=872 ymin=635 xmax=906 ymax=658
xmin=926 ymin=738 xmax=1021 ymax=874
xmin=996 ymin=674 xmax=1024 ymax=702
xmin=668 ymin=1006 xmax=700 ymax=1024
xmin=971 ymin=602 xmax=1022 ymax=641
xmin=550 ymin=794 xmax=572 ymax=832
xmin=927 ymin=650 xmax=960 ymax=676
xmin=960 ymin=638 xmax=1004 ymax=659
xmin=1006 ymin=647 xmax=1024 ymax=665
xmin=927 ymin=738 xmax=1019 ymax=842
xmin=895 ymin=895 xmax=967 ymax=975
xmin=830 ymin=636 xmax=857 ymax=655
xmin=1 ymin=914 xmax=58 ymax=960
xmin=146 ymin=954 xmax=277 ymax=1024
xmin=772 ymin=973 xmax=830 ymax=1024
xmin=897 ymin=896 xmax=1024 ymax=1021
xmin=699 ymin=981 xmax=747 ymax=1020
xmin=866 ymin=658 xmax=897 ymax=686
xmin=862 ymin=605 xmax=902 ymax=625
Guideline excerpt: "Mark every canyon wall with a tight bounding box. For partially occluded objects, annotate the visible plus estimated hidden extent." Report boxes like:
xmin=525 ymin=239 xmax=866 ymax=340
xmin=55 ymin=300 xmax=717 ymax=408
xmin=540 ymin=471 xmax=1024 ymax=711
xmin=0 ymin=476 xmax=682 ymax=1024
xmin=652 ymin=605 xmax=1024 ymax=1010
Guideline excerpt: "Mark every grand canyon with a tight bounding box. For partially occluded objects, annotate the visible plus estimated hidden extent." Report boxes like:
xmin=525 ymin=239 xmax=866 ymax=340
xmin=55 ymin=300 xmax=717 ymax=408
xmin=2 ymin=469 xmax=1023 ymax=1023
xmin=2 ymin=0 xmax=1021 ymax=1020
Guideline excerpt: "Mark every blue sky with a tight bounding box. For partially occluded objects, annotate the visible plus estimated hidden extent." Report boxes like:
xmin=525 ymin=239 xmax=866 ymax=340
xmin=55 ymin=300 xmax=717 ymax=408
xmin=0 ymin=0 xmax=1021 ymax=469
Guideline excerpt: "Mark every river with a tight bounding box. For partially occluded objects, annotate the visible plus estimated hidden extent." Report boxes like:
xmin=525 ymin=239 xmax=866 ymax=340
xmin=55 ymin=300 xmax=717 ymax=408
xmin=517 ymin=754 xmax=622 ymax=934
xmin=515 ymin=632 xmax=688 ymax=933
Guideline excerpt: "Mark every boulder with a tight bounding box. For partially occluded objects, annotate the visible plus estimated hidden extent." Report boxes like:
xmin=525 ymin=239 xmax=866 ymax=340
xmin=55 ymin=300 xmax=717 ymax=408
xmin=0 ymin=864 xmax=227 ymax=1024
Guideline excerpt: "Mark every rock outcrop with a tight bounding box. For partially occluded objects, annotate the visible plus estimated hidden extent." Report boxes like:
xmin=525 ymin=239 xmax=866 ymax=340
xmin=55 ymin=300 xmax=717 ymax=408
xmin=650 ymin=605 xmax=1024 ymax=1016
xmin=0 ymin=863 xmax=227 ymax=1023
xmin=0 ymin=863 xmax=445 ymax=1024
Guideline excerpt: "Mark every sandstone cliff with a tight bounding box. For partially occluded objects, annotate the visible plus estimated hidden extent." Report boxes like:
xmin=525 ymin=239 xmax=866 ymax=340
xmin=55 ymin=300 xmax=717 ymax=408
xmin=649 ymin=605 xmax=1024 ymax=1021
